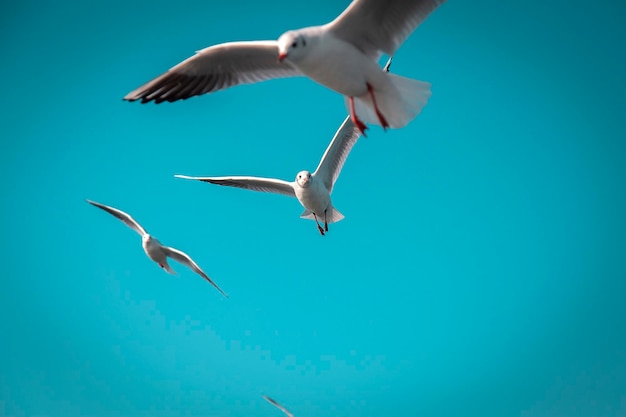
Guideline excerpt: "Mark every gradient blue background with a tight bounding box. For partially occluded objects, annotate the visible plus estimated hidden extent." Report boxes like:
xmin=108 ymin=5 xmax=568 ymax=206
xmin=2 ymin=0 xmax=626 ymax=416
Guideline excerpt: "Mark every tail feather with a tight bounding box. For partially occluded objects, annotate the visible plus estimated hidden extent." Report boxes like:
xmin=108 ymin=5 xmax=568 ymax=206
xmin=347 ymin=74 xmax=432 ymax=129
xmin=300 ymin=207 xmax=345 ymax=224
xmin=160 ymin=261 xmax=176 ymax=275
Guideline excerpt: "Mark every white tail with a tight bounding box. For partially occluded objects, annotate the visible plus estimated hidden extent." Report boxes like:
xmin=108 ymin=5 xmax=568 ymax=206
xmin=347 ymin=74 xmax=432 ymax=129
xmin=300 ymin=207 xmax=345 ymax=224
xmin=160 ymin=261 xmax=176 ymax=275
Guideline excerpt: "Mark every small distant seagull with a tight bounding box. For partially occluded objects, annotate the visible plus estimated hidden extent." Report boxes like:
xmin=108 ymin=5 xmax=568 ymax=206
xmin=124 ymin=0 xmax=445 ymax=134
xmin=263 ymin=395 xmax=294 ymax=417
xmin=86 ymin=200 xmax=227 ymax=298
xmin=175 ymin=59 xmax=392 ymax=236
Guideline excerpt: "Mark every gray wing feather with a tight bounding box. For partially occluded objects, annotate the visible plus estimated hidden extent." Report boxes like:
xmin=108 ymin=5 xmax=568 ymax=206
xmin=125 ymin=41 xmax=303 ymax=103
xmin=162 ymin=246 xmax=228 ymax=298
xmin=86 ymin=199 xmax=147 ymax=236
xmin=175 ymin=175 xmax=296 ymax=197
xmin=326 ymin=0 xmax=445 ymax=58
xmin=312 ymin=116 xmax=361 ymax=193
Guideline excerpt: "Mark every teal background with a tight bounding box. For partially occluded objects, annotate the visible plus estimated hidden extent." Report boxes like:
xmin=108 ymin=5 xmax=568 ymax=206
xmin=1 ymin=0 xmax=626 ymax=416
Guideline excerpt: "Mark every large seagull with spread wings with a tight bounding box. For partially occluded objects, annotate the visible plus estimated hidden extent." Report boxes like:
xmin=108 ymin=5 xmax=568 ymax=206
xmin=124 ymin=0 xmax=445 ymax=135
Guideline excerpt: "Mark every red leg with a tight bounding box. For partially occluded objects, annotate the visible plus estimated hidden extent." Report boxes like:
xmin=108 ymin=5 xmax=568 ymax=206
xmin=367 ymin=83 xmax=389 ymax=130
xmin=349 ymin=96 xmax=368 ymax=137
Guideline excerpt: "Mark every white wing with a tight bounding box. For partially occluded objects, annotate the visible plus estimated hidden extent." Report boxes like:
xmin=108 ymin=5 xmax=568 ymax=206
xmin=175 ymin=175 xmax=296 ymax=197
xmin=87 ymin=199 xmax=147 ymax=236
xmin=312 ymin=116 xmax=361 ymax=193
xmin=326 ymin=0 xmax=446 ymax=58
xmin=312 ymin=57 xmax=392 ymax=193
xmin=262 ymin=395 xmax=294 ymax=417
xmin=125 ymin=41 xmax=303 ymax=103
xmin=162 ymin=246 xmax=228 ymax=298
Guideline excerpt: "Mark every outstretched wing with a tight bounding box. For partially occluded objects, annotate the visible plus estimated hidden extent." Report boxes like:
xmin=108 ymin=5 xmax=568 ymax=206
xmin=175 ymin=175 xmax=296 ymax=197
xmin=312 ymin=116 xmax=361 ymax=193
xmin=262 ymin=395 xmax=294 ymax=417
xmin=124 ymin=41 xmax=302 ymax=103
xmin=312 ymin=57 xmax=392 ymax=193
xmin=86 ymin=199 xmax=147 ymax=236
xmin=162 ymin=246 xmax=228 ymax=298
xmin=326 ymin=0 xmax=445 ymax=59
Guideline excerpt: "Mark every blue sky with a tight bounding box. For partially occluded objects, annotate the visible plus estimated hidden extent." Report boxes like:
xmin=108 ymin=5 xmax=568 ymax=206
xmin=1 ymin=0 xmax=626 ymax=416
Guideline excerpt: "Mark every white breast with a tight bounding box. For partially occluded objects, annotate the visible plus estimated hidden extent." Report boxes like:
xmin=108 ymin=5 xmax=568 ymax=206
xmin=294 ymin=179 xmax=331 ymax=215
xmin=296 ymin=32 xmax=382 ymax=97
xmin=142 ymin=237 xmax=166 ymax=263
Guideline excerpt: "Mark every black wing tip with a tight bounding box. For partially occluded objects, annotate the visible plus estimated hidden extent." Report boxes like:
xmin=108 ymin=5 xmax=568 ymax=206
xmin=122 ymin=96 xmax=159 ymax=104
xmin=123 ymin=85 xmax=165 ymax=104
xmin=123 ymin=89 xmax=153 ymax=102
xmin=123 ymin=72 xmax=225 ymax=104
xmin=123 ymin=92 xmax=197 ymax=104
xmin=174 ymin=175 xmax=214 ymax=183
xmin=198 ymin=178 xmax=222 ymax=184
xmin=383 ymin=56 xmax=393 ymax=72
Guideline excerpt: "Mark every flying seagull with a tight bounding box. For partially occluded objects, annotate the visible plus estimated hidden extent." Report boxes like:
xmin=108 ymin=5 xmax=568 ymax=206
xmin=124 ymin=0 xmax=445 ymax=135
xmin=175 ymin=58 xmax=391 ymax=235
xmin=175 ymin=114 xmax=355 ymax=235
xmin=86 ymin=199 xmax=227 ymax=298
xmin=263 ymin=395 xmax=294 ymax=417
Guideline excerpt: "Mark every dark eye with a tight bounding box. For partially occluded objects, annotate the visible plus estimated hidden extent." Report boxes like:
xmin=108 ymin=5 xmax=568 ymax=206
xmin=292 ymin=41 xmax=297 ymax=48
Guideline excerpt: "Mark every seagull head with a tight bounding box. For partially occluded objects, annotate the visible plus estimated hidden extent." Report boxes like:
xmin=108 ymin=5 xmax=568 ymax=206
xmin=277 ymin=30 xmax=308 ymax=63
xmin=295 ymin=170 xmax=312 ymax=188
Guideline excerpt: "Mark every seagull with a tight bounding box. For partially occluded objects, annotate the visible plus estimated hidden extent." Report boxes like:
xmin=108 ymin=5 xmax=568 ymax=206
xmin=173 ymin=59 xmax=393 ymax=236
xmin=124 ymin=0 xmax=445 ymax=135
xmin=175 ymin=115 xmax=353 ymax=235
xmin=263 ymin=395 xmax=294 ymax=417
xmin=86 ymin=199 xmax=228 ymax=298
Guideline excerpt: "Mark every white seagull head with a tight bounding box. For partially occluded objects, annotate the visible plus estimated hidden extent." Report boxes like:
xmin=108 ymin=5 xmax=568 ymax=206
xmin=277 ymin=30 xmax=309 ymax=63
xmin=295 ymin=170 xmax=312 ymax=188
